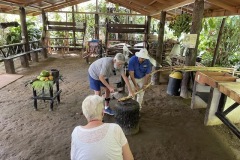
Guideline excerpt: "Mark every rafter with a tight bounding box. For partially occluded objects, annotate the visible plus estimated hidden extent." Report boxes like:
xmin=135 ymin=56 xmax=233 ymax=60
xmin=204 ymin=8 xmax=240 ymax=17
xmin=43 ymin=1 xmax=54 ymax=5
xmin=148 ymin=0 xmax=157 ymax=6
xmin=0 ymin=1 xmax=41 ymax=12
xmin=44 ymin=0 xmax=89 ymax=11
xmin=0 ymin=0 xmax=239 ymax=19
xmin=155 ymin=0 xmax=175 ymax=6
xmin=127 ymin=0 xmax=157 ymax=11
xmin=0 ymin=1 xmax=22 ymax=7
xmin=163 ymin=0 xmax=194 ymax=12
xmin=109 ymin=0 xmax=150 ymax=15
xmin=206 ymin=0 xmax=238 ymax=13
xmin=129 ymin=0 xmax=157 ymax=12
xmin=24 ymin=0 xmax=44 ymax=6
xmin=29 ymin=0 xmax=89 ymax=15
xmin=151 ymin=0 xmax=194 ymax=16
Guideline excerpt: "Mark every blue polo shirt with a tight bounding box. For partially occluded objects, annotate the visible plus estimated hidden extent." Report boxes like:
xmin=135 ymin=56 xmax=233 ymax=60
xmin=128 ymin=55 xmax=152 ymax=79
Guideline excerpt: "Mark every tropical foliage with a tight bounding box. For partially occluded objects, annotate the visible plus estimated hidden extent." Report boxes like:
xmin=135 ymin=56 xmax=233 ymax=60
xmin=199 ymin=16 xmax=240 ymax=67
xmin=4 ymin=16 xmax=42 ymax=44
xmin=168 ymin=13 xmax=192 ymax=38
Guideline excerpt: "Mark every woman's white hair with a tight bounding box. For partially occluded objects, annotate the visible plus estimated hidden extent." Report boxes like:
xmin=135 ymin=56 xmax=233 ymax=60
xmin=82 ymin=95 xmax=104 ymax=121
xmin=114 ymin=53 xmax=125 ymax=63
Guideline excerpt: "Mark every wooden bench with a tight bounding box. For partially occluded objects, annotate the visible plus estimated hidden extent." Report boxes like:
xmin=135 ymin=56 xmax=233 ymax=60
xmin=2 ymin=48 xmax=42 ymax=74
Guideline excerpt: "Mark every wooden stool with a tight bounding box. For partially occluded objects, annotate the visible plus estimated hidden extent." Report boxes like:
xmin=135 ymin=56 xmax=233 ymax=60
xmin=114 ymin=99 xmax=140 ymax=135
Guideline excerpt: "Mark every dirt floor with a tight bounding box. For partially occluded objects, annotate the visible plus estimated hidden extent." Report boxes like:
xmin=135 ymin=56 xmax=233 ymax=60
xmin=0 ymin=53 xmax=240 ymax=160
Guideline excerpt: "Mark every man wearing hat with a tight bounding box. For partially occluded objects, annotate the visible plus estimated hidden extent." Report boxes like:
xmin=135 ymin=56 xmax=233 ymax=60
xmin=128 ymin=48 xmax=152 ymax=110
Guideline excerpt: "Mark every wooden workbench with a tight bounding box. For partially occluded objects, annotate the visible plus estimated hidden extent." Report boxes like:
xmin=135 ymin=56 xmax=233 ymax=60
xmin=218 ymin=82 xmax=240 ymax=104
xmin=215 ymin=82 xmax=240 ymax=138
xmin=191 ymin=71 xmax=237 ymax=125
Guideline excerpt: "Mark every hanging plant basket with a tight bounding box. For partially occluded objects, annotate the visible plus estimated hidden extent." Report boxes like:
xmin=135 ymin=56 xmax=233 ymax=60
xmin=168 ymin=13 xmax=192 ymax=38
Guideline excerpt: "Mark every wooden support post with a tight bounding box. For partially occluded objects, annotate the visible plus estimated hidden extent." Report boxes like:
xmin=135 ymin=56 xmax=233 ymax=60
xmin=41 ymin=9 xmax=48 ymax=58
xmin=152 ymin=11 xmax=166 ymax=85
xmin=72 ymin=6 xmax=76 ymax=48
xmin=146 ymin=16 xmax=151 ymax=50
xmin=105 ymin=18 xmax=109 ymax=54
xmin=19 ymin=7 xmax=29 ymax=68
xmin=95 ymin=14 xmax=99 ymax=39
xmin=20 ymin=55 xmax=29 ymax=67
xmin=4 ymin=59 xmax=15 ymax=74
xmin=211 ymin=18 xmax=226 ymax=67
xmin=95 ymin=0 xmax=99 ymax=39
xmin=31 ymin=51 xmax=39 ymax=62
xmin=180 ymin=0 xmax=204 ymax=98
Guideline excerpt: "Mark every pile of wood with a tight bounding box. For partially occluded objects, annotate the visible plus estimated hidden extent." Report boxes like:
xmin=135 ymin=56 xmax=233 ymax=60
xmin=148 ymin=38 xmax=179 ymax=67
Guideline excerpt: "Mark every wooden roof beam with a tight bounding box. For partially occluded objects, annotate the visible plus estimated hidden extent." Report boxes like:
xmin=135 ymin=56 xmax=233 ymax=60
xmin=127 ymin=0 xmax=157 ymax=11
xmin=24 ymin=0 xmax=45 ymax=7
xmin=204 ymin=8 xmax=240 ymax=17
xmin=109 ymin=0 xmax=150 ymax=15
xmin=151 ymin=0 xmax=194 ymax=16
xmin=182 ymin=7 xmax=193 ymax=14
xmin=29 ymin=0 xmax=89 ymax=15
xmin=26 ymin=6 xmax=42 ymax=11
xmin=206 ymin=0 xmax=238 ymax=13
xmin=0 ymin=1 xmax=41 ymax=12
xmin=148 ymin=0 xmax=157 ymax=6
xmin=163 ymin=0 xmax=194 ymax=11
xmin=155 ymin=0 xmax=175 ymax=6
xmin=0 ymin=1 xmax=22 ymax=7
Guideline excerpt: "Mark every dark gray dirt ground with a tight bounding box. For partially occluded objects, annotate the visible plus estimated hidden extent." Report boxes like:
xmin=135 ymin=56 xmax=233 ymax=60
xmin=0 ymin=53 xmax=239 ymax=160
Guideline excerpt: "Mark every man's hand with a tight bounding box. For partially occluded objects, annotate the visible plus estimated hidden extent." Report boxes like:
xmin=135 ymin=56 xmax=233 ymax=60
xmin=142 ymin=85 xmax=147 ymax=90
xmin=135 ymin=85 xmax=140 ymax=92
xmin=108 ymin=86 xmax=115 ymax=93
xmin=129 ymin=90 xmax=135 ymax=98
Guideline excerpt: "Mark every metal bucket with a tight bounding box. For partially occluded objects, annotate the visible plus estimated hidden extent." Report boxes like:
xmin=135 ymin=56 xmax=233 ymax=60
xmin=167 ymin=71 xmax=183 ymax=96
xmin=51 ymin=69 xmax=59 ymax=81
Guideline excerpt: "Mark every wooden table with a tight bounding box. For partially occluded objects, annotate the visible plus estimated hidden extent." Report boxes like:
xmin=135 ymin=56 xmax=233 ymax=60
xmin=32 ymin=79 xmax=62 ymax=111
xmin=215 ymin=82 xmax=240 ymax=138
xmin=191 ymin=71 xmax=237 ymax=125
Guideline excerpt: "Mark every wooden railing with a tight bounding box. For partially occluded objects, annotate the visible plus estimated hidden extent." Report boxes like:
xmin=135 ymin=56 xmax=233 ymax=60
xmin=0 ymin=40 xmax=41 ymax=60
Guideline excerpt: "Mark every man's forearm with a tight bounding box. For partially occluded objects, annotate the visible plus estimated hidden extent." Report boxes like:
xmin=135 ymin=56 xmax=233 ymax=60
xmin=129 ymin=72 xmax=137 ymax=87
xmin=122 ymin=74 xmax=133 ymax=93
xmin=99 ymin=75 xmax=111 ymax=89
xmin=144 ymin=74 xmax=150 ymax=85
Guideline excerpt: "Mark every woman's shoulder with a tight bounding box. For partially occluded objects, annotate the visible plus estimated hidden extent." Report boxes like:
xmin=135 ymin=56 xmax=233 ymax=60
xmin=108 ymin=123 xmax=122 ymax=131
xmin=71 ymin=126 xmax=81 ymax=138
xmin=72 ymin=126 xmax=82 ymax=133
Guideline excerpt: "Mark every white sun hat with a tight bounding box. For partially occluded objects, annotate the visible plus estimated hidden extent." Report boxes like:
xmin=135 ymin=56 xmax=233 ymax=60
xmin=135 ymin=48 xmax=149 ymax=59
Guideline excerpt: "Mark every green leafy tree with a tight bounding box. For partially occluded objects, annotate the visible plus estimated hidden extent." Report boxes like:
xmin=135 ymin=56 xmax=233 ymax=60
xmin=199 ymin=16 xmax=240 ymax=67
xmin=6 ymin=20 xmax=41 ymax=44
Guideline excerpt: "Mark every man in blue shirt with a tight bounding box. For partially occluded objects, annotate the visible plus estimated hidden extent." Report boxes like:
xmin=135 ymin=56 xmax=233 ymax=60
xmin=128 ymin=48 xmax=152 ymax=110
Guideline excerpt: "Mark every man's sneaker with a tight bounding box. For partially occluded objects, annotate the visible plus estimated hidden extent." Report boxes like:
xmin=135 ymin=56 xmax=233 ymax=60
xmin=104 ymin=107 xmax=115 ymax=116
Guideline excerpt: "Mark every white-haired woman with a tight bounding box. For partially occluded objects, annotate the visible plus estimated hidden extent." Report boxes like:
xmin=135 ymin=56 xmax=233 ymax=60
xmin=71 ymin=95 xmax=134 ymax=160
xmin=88 ymin=53 xmax=134 ymax=115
